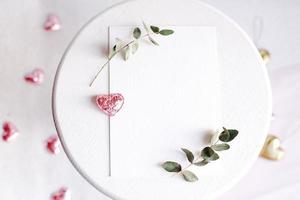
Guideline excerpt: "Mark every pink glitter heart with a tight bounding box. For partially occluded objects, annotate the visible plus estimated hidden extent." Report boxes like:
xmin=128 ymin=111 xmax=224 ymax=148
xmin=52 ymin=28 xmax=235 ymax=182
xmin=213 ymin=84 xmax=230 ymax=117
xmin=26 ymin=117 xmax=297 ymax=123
xmin=44 ymin=14 xmax=61 ymax=31
xmin=46 ymin=135 xmax=60 ymax=155
xmin=24 ymin=68 xmax=44 ymax=85
xmin=2 ymin=121 xmax=19 ymax=142
xmin=96 ymin=93 xmax=124 ymax=116
xmin=51 ymin=187 xmax=71 ymax=200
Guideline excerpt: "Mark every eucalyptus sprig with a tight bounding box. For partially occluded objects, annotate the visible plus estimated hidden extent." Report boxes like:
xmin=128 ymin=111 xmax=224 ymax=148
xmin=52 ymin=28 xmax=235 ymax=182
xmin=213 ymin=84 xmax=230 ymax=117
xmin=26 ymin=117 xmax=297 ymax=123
xmin=89 ymin=22 xmax=174 ymax=87
xmin=162 ymin=127 xmax=239 ymax=182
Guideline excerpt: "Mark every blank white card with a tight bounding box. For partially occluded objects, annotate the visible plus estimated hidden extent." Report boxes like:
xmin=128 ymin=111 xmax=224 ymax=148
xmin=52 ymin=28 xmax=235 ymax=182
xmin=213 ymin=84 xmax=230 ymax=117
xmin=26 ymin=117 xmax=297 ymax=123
xmin=109 ymin=26 xmax=220 ymax=178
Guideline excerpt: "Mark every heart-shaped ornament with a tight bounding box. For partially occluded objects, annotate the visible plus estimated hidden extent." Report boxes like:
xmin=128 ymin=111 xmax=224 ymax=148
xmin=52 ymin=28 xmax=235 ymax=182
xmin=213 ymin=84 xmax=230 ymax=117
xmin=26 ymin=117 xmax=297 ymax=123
xmin=96 ymin=93 xmax=124 ymax=116
xmin=51 ymin=187 xmax=71 ymax=200
xmin=24 ymin=68 xmax=44 ymax=85
xmin=44 ymin=14 xmax=61 ymax=31
xmin=260 ymin=134 xmax=284 ymax=160
xmin=46 ymin=135 xmax=60 ymax=155
xmin=2 ymin=121 xmax=19 ymax=142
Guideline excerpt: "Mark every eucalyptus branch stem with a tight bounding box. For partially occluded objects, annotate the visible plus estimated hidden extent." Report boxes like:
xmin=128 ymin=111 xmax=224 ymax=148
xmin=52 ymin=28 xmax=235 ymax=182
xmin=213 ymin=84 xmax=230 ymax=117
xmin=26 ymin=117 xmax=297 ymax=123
xmin=89 ymin=33 xmax=153 ymax=87
xmin=173 ymin=139 xmax=220 ymax=177
xmin=176 ymin=158 xmax=199 ymax=176
xmin=163 ymin=128 xmax=239 ymax=182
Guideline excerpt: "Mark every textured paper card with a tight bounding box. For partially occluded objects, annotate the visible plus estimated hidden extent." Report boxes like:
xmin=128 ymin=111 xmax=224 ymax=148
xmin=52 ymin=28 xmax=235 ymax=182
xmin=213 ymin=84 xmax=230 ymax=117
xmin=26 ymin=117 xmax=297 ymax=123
xmin=109 ymin=26 xmax=220 ymax=178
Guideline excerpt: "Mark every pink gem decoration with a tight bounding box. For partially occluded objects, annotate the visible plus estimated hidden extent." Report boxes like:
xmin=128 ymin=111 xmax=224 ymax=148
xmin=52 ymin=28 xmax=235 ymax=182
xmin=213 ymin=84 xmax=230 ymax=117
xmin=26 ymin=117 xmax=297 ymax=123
xmin=96 ymin=93 xmax=124 ymax=116
xmin=51 ymin=187 xmax=71 ymax=200
xmin=44 ymin=14 xmax=61 ymax=31
xmin=24 ymin=68 xmax=44 ymax=85
xmin=2 ymin=121 xmax=19 ymax=142
xmin=46 ymin=135 xmax=60 ymax=155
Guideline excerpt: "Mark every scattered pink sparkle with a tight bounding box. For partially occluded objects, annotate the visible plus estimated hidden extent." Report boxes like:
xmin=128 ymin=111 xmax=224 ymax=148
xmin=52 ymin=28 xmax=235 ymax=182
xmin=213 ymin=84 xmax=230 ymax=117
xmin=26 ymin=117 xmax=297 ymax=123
xmin=51 ymin=187 xmax=71 ymax=200
xmin=2 ymin=121 xmax=19 ymax=142
xmin=46 ymin=135 xmax=60 ymax=155
xmin=24 ymin=68 xmax=44 ymax=85
xmin=44 ymin=14 xmax=61 ymax=31
xmin=96 ymin=93 xmax=124 ymax=116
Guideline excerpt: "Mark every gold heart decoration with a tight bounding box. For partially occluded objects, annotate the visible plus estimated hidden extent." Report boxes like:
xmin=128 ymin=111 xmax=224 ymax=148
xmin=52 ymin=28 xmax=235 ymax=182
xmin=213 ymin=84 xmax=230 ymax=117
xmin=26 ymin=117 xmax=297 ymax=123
xmin=260 ymin=134 xmax=284 ymax=161
xmin=259 ymin=48 xmax=271 ymax=64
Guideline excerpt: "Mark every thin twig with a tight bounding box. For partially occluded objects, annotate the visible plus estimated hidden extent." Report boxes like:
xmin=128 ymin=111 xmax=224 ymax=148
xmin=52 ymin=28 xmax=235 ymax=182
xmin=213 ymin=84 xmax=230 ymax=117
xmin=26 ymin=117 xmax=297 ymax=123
xmin=89 ymin=33 xmax=153 ymax=87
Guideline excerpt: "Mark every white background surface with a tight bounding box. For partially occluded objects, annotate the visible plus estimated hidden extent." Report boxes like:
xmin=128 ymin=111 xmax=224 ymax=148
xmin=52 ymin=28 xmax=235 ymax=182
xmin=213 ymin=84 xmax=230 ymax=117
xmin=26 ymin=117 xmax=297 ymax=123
xmin=0 ymin=0 xmax=299 ymax=199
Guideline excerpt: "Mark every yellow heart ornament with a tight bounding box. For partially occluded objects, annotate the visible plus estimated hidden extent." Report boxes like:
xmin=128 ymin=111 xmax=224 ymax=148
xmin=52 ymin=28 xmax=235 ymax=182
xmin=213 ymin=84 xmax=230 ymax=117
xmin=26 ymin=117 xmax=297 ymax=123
xmin=260 ymin=135 xmax=285 ymax=161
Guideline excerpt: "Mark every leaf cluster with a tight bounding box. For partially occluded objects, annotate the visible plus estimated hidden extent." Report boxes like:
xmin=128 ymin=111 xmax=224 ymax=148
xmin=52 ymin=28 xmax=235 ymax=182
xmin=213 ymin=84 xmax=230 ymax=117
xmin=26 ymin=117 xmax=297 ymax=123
xmin=111 ymin=22 xmax=174 ymax=61
xmin=162 ymin=127 xmax=239 ymax=182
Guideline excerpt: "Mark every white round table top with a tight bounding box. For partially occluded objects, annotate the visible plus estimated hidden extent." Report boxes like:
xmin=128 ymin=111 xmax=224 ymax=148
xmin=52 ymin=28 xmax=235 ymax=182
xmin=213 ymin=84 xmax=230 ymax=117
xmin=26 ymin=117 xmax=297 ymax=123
xmin=52 ymin=0 xmax=272 ymax=199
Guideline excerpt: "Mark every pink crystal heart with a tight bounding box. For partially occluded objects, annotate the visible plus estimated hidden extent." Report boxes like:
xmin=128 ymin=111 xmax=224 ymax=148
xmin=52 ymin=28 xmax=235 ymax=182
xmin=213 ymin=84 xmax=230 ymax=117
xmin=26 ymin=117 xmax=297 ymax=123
xmin=24 ymin=68 xmax=44 ymax=85
xmin=2 ymin=121 xmax=19 ymax=142
xmin=44 ymin=14 xmax=61 ymax=31
xmin=51 ymin=187 xmax=71 ymax=200
xmin=46 ymin=135 xmax=60 ymax=155
xmin=96 ymin=93 xmax=124 ymax=116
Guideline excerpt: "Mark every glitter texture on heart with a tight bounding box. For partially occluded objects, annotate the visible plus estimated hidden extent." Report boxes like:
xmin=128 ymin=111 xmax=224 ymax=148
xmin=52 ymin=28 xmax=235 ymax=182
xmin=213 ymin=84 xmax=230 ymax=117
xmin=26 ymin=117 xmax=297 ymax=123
xmin=96 ymin=93 xmax=124 ymax=116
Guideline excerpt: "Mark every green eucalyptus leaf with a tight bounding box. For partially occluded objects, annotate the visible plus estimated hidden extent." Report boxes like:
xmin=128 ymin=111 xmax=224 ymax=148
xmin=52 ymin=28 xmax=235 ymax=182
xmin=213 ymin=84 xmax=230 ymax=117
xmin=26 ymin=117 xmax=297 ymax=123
xmin=162 ymin=161 xmax=182 ymax=172
xmin=108 ymin=50 xmax=117 ymax=59
xmin=219 ymin=133 xmax=230 ymax=142
xmin=150 ymin=25 xmax=160 ymax=33
xmin=133 ymin=27 xmax=141 ymax=39
xmin=142 ymin=21 xmax=150 ymax=33
xmin=209 ymin=153 xmax=220 ymax=161
xmin=131 ymin=42 xmax=139 ymax=54
xmin=110 ymin=38 xmax=123 ymax=57
xmin=112 ymin=44 xmax=117 ymax=52
xmin=194 ymin=160 xmax=209 ymax=166
xmin=181 ymin=148 xmax=194 ymax=163
xmin=201 ymin=147 xmax=215 ymax=159
xmin=148 ymin=36 xmax=159 ymax=46
xmin=124 ymin=45 xmax=131 ymax=61
xmin=182 ymin=170 xmax=198 ymax=182
xmin=219 ymin=127 xmax=230 ymax=142
xmin=110 ymin=39 xmax=120 ymax=58
xmin=227 ymin=129 xmax=238 ymax=141
xmin=159 ymin=29 xmax=174 ymax=36
xmin=219 ymin=127 xmax=238 ymax=142
xmin=212 ymin=143 xmax=230 ymax=151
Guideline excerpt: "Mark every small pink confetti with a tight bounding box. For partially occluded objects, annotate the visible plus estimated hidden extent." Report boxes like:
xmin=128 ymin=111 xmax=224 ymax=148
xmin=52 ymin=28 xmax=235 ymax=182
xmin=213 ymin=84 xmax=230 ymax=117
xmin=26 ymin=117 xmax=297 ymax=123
xmin=24 ymin=68 xmax=44 ymax=85
xmin=51 ymin=187 xmax=71 ymax=200
xmin=44 ymin=14 xmax=61 ymax=31
xmin=46 ymin=135 xmax=60 ymax=155
xmin=2 ymin=121 xmax=19 ymax=142
xmin=96 ymin=93 xmax=124 ymax=116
